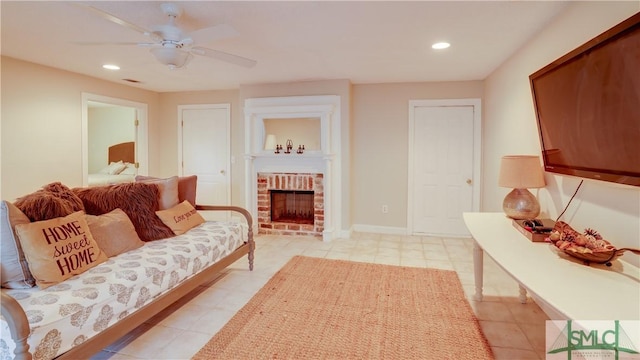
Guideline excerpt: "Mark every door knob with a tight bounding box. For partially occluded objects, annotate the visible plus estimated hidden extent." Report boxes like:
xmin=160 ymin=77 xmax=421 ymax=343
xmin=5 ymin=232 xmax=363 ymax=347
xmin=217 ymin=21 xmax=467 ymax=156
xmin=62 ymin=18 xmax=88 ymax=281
xmin=466 ymin=179 xmax=472 ymax=185
xmin=220 ymin=170 xmax=226 ymax=174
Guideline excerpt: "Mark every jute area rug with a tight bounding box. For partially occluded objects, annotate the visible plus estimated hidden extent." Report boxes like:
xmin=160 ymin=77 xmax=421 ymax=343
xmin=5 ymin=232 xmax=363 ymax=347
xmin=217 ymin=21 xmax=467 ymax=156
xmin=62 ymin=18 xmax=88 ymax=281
xmin=193 ymin=256 xmax=493 ymax=359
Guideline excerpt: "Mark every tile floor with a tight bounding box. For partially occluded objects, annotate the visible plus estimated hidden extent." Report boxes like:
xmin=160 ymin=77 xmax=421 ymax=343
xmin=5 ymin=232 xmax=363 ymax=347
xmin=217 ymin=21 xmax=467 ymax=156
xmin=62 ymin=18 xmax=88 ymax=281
xmin=92 ymin=232 xmax=550 ymax=360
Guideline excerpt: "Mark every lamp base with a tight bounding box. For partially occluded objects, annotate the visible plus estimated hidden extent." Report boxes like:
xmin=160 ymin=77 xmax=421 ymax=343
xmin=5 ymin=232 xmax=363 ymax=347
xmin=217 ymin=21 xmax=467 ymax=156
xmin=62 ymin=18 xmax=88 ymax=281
xmin=503 ymin=188 xmax=540 ymax=220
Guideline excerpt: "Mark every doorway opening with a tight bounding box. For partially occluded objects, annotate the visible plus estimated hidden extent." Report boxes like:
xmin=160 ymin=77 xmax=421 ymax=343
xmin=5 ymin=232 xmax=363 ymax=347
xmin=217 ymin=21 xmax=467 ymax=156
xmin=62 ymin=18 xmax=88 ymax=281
xmin=81 ymin=93 xmax=149 ymax=186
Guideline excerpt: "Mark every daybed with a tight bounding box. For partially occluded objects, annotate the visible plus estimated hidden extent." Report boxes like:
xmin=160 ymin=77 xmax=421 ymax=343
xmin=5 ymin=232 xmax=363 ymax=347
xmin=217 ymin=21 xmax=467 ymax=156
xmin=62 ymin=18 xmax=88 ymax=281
xmin=0 ymin=179 xmax=254 ymax=360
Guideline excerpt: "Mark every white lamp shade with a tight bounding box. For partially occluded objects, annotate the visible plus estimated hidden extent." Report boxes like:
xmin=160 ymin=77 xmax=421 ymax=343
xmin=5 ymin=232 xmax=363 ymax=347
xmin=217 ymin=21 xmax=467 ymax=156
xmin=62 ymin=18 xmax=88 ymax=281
xmin=264 ymin=134 xmax=277 ymax=150
xmin=498 ymin=155 xmax=545 ymax=189
xmin=150 ymin=47 xmax=192 ymax=68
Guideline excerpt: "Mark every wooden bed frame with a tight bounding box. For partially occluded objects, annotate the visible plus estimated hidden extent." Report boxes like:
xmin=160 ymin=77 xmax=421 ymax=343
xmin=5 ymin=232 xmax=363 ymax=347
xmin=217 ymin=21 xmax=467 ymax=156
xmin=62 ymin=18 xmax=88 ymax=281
xmin=1 ymin=205 xmax=254 ymax=360
xmin=108 ymin=141 xmax=135 ymax=164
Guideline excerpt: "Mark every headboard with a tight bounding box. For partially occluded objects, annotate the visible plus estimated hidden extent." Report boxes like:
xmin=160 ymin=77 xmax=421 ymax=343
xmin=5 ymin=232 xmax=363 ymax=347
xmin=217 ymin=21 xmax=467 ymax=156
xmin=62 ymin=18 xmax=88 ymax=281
xmin=108 ymin=141 xmax=135 ymax=164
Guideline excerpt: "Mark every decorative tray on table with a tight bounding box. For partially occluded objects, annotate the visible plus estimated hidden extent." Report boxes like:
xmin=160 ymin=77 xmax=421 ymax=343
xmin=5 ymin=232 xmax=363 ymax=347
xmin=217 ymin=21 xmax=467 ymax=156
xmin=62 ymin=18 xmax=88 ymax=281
xmin=548 ymin=221 xmax=640 ymax=266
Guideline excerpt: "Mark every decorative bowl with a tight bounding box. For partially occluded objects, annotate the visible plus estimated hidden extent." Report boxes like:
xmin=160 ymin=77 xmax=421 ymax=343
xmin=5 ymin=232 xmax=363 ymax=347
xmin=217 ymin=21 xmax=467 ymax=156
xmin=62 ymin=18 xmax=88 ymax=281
xmin=548 ymin=221 xmax=639 ymax=266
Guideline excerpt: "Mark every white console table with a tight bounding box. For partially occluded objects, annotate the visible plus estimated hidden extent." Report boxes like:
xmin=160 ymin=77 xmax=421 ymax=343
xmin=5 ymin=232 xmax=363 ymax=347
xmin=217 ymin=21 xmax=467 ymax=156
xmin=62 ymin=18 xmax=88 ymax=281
xmin=464 ymin=212 xmax=640 ymax=320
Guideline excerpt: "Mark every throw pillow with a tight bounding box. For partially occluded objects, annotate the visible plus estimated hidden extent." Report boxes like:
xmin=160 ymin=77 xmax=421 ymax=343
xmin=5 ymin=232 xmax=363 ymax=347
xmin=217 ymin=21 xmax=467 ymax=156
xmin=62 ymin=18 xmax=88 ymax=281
xmin=0 ymin=201 xmax=36 ymax=288
xmin=177 ymin=175 xmax=198 ymax=206
xmin=85 ymin=208 xmax=144 ymax=257
xmin=43 ymin=182 xmax=85 ymax=211
xmin=14 ymin=182 xmax=85 ymax=222
xmin=134 ymin=176 xmax=179 ymax=210
xmin=99 ymin=161 xmax=127 ymax=175
xmin=73 ymin=182 xmax=174 ymax=241
xmin=156 ymin=200 xmax=206 ymax=235
xmin=136 ymin=175 xmax=198 ymax=206
xmin=15 ymin=211 xmax=108 ymax=289
xmin=119 ymin=163 xmax=138 ymax=175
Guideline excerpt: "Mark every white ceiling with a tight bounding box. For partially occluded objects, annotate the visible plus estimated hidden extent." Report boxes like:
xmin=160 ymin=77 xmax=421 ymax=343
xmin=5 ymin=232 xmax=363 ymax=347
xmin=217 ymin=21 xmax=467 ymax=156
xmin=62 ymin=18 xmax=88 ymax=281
xmin=1 ymin=1 xmax=569 ymax=93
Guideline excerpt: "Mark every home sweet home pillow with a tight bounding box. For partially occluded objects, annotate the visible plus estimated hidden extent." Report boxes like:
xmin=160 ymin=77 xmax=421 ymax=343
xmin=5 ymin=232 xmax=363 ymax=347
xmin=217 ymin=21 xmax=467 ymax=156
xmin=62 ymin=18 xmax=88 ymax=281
xmin=15 ymin=211 xmax=108 ymax=289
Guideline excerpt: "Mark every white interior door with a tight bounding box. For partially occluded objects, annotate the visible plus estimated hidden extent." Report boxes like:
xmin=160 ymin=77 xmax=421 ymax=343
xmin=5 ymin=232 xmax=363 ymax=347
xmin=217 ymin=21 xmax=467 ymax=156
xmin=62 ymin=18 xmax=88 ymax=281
xmin=409 ymin=100 xmax=480 ymax=236
xmin=179 ymin=104 xmax=230 ymax=220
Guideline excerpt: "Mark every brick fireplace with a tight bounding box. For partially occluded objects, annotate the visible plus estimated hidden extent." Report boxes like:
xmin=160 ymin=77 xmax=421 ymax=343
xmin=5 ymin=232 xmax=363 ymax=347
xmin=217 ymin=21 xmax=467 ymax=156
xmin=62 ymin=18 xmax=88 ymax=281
xmin=245 ymin=95 xmax=341 ymax=241
xmin=257 ymin=172 xmax=324 ymax=236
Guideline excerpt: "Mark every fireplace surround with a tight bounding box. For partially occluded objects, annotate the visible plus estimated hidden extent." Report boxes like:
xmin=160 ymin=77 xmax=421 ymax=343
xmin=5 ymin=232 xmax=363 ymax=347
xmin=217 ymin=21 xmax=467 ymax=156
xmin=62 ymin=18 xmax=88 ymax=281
xmin=244 ymin=95 xmax=341 ymax=241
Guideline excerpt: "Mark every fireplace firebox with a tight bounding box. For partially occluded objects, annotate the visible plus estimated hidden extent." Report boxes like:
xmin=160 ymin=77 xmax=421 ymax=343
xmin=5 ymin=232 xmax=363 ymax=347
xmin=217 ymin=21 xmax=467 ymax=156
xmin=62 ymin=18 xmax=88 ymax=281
xmin=270 ymin=190 xmax=314 ymax=225
xmin=257 ymin=172 xmax=323 ymax=236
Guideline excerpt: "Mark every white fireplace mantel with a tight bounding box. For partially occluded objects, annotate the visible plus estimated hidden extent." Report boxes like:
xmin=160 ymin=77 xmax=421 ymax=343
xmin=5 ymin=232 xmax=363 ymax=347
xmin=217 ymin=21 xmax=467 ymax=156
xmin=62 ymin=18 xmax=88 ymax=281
xmin=244 ymin=95 xmax=341 ymax=241
xmin=246 ymin=153 xmax=333 ymax=174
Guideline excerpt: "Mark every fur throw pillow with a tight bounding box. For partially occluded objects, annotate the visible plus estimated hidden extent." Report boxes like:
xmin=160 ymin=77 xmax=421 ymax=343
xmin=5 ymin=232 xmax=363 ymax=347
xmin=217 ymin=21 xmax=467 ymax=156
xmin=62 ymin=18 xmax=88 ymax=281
xmin=14 ymin=182 xmax=85 ymax=222
xmin=73 ymin=182 xmax=174 ymax=241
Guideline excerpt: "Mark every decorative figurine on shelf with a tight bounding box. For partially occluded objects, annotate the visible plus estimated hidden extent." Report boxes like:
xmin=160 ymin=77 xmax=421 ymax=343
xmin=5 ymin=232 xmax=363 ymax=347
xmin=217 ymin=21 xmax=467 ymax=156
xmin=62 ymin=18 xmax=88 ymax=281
xmin=285 ymin=139 xmax=293 ymax=154
xmin=274 ymin=144 xmax=282 ymax=154
xmin=297 ymin=145 xmax=305 ymax=154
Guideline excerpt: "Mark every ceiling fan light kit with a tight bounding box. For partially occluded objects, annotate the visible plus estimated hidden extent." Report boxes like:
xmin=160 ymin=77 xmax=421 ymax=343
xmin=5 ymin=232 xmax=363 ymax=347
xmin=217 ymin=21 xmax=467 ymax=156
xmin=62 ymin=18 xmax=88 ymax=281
xmin=150 ymin=47 xmax=192 ymax=69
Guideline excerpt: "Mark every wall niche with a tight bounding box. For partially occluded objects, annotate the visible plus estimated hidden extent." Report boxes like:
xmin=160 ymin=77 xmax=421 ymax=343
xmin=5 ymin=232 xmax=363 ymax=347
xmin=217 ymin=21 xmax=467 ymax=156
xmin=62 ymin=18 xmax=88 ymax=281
xmin=263 ymin=117 xmax=321 ymax=151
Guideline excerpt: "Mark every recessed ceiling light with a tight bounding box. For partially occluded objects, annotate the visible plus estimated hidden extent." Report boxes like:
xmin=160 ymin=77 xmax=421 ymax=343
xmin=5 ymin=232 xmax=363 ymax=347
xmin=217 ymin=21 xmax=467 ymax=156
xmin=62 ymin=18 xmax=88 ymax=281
xmin=103 ymin=64 xmax=120 ymax=70
xmin=432 ymin=42 xmax=451 ymax=50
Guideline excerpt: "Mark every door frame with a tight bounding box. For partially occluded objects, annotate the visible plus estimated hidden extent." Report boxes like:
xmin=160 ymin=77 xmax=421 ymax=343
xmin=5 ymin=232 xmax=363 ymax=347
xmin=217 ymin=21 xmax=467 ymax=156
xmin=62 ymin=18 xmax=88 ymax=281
xmin=81 ymin=93 xmax=148 ymax=186
xmin=177 ymin=103 xmax=232 ymax=205
xmin=407 ymin=98 xmax=482 ymax=235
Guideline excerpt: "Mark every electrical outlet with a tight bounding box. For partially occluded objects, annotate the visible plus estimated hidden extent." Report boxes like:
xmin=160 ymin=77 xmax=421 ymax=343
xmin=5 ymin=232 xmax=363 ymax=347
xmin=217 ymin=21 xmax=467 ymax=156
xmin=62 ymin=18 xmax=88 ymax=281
xmin=382 ymin=205 xmax=389 ymax=214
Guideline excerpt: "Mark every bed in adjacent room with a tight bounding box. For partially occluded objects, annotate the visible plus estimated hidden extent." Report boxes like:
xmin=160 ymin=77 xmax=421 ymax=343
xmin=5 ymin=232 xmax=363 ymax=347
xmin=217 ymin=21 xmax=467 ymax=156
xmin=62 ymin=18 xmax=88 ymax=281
xmin=88 ymin=141 xmax=137 ymax=186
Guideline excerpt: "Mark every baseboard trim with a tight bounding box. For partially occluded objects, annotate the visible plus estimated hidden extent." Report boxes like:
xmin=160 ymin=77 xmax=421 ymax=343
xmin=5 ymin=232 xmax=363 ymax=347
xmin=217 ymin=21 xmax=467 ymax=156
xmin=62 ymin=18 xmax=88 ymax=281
xmin=350 ymin=224 xmax=408 ymax=235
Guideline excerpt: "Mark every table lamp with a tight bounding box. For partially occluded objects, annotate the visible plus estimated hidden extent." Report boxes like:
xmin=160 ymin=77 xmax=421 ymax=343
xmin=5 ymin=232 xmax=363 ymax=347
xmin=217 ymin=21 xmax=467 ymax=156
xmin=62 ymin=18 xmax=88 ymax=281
xmin=264 ymin=134 xmax=277 ymax=150
xmin=498 ymin=155 xmax=546 ymax=219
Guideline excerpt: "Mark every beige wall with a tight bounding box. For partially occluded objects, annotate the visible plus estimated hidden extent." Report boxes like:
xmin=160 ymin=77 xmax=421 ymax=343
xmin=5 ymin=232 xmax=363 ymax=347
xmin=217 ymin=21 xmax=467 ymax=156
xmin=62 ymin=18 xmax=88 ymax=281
xmin=483 ymin=2 xmax=639 ymax=265
xmin=0 ymin=57 xmax=160 ymax=200
xmin=351 ymin=82 xmax=483 ymax=229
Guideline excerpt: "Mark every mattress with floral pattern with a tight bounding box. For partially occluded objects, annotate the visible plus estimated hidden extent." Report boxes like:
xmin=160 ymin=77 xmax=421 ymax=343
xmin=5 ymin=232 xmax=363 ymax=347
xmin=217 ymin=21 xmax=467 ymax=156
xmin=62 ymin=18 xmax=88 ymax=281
xmin=0 ymin=221 xmax=245 ymax=360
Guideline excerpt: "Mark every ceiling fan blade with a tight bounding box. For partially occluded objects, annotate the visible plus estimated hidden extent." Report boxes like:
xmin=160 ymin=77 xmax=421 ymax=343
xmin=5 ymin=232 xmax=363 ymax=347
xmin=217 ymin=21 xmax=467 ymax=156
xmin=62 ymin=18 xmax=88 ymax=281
xmin=75 ymin=3 xmax=162 ymax=43
xmin=189 ymin=24 xmax=240 ymax=44
xmin=179 ymin=37 xmax=194 ymax=47
xmin=73 ymin=41 xmax=143 ymax=46
xmin=191 ymin=46 xmax=257 ymax=68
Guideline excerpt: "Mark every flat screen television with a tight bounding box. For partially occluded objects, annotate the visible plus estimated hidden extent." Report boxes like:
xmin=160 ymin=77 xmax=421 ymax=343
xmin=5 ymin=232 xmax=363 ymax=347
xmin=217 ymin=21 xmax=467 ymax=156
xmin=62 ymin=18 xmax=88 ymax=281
xmin=529 ymin=12 xmax=640 ymax=187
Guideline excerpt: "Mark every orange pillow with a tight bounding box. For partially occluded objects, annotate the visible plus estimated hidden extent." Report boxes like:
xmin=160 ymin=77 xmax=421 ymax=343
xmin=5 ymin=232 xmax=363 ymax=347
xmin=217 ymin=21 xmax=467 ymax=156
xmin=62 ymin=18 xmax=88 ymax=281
xmin=177 ymin=175 xmax=197 ymax=206
xmin=85 ymin=208 xmax=144 ymax=257
xmin=155 ymin=201 xmax=205 ymax=235
xmin=15 ymin=211 xmax=108 ymax=289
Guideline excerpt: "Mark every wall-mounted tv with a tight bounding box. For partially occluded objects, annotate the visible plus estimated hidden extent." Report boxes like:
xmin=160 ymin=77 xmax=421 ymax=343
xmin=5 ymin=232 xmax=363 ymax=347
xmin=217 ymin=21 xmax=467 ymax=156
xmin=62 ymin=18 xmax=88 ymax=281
xmin=530 ymin=12 xmax=640 ymax=187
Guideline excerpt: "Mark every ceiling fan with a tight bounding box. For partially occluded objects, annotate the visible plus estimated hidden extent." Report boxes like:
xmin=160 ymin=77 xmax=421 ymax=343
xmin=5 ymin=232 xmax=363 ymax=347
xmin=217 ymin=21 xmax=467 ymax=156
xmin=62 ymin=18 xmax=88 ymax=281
xmin=78 ymin=3 xmax=257 ymax=70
